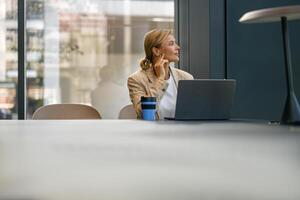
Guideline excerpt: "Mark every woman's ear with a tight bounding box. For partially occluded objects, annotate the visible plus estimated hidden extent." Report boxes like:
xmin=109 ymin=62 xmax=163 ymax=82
xmin=152 ymin=47 xmax=161 ymax=57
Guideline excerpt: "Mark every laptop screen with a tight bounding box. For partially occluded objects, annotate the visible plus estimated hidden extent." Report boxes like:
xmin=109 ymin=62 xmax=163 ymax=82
xmin=174 ymin=79 xmax=236 ymax=120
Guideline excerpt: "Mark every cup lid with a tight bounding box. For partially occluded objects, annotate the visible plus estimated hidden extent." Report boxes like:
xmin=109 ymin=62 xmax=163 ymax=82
xmin=141 ymin=96 xmax=156 ymax=102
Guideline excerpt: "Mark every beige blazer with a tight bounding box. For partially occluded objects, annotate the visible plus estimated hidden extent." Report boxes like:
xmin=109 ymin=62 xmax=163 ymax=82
xmin=127 ymin=66 xmax=193 ymax=119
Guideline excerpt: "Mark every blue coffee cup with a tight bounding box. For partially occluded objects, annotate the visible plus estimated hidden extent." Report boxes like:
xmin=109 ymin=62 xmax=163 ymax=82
xmin=141 ymin=96 xmax=156 ymax=121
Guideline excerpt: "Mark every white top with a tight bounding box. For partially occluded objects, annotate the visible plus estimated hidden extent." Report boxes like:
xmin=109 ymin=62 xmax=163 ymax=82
xmin=159 ymin=74 xmax=177 ymax=118
xmin=239 ymin=5 xmax=300 ymax=23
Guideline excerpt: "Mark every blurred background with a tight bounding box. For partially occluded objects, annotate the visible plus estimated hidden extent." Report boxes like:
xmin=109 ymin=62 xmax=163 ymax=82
xmin=0 ymin=0 xmax=174 ymax=119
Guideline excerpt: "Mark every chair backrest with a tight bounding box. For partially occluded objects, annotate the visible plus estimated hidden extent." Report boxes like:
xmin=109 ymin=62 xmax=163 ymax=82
xmin=32 ymin=104 xmax=102 ymax=120
xmin=118 ymin=104 xmax=136 ymax=119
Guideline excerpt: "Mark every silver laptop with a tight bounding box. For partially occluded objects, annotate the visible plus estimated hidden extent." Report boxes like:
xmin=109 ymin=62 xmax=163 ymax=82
xmin=166 ymin=79 xmax=236 ymax=120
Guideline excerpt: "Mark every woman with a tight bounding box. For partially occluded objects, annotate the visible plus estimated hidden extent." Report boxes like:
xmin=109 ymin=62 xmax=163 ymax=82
xmin=127 ymin=29 xmax=193 ymax=119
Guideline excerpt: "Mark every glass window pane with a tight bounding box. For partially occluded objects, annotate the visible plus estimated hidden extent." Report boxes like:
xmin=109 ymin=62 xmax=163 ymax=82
xmin=26 ymin=0 xmax=44 ymax=117
xmin=0 ymin=0 xmax=18 ymax=119
xmin=26 ymin=0 xmax=174 ymax=119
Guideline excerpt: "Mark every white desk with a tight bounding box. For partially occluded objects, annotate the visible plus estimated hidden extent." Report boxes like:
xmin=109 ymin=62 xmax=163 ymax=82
xmin=0 ymin=120 xmax=300 ymax=200
xmin=239 ymin=5 xmax=300 ymax=23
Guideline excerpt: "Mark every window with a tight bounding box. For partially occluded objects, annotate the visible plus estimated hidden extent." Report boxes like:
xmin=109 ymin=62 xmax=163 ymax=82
xmin=0 ymin=0 xmax=174 ymax=119
xmin=28 ymin=0 xmax=175 ymax=119
xmin=0 ymin=0 xmax=18 ymax=119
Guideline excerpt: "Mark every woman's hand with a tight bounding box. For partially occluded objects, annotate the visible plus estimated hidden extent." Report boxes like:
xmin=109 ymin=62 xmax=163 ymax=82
xmin=154 ymin=54 xmax=169 ymax=79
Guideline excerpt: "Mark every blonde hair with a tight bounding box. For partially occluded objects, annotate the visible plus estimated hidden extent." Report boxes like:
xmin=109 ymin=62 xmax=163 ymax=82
xmin=140 ymin=29 xmax=172 ymax=70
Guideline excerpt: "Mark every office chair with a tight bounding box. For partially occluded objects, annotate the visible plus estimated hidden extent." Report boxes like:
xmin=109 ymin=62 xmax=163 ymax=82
xmin=32 ymin=104 xmax=102 ymax=120
xmin=118 ymin=104 xmax=136 ymax=119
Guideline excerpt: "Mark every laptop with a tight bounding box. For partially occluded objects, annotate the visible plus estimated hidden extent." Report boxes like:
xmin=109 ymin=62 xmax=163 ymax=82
xmin=165 ymin=79 xmax=236 ymax=120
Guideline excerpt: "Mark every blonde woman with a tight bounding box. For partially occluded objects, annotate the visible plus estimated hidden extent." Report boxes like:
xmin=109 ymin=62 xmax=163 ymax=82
xmin=127 ymin=29 xmax=193 ymax=119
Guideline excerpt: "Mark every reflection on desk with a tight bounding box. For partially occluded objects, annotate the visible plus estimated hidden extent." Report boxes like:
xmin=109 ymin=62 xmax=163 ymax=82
xmin=0 ymin=120 xmax=300 ymax=200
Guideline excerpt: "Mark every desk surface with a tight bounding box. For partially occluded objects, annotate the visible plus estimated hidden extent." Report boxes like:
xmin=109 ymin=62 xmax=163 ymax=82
xmin=0 ymin=120 xmax=300 ymax=200
xmin=239 ymin=5 xmax=300 ymax=23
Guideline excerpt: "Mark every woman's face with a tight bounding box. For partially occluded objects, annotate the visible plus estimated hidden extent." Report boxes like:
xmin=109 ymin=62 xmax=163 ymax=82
xmin=157 ymin=34 xmax=180 ymax=62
